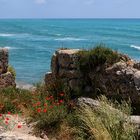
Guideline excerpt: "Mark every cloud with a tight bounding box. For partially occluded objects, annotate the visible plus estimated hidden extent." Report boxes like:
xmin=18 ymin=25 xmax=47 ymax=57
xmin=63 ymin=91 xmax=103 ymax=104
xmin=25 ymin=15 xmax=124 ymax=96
xmin=35 ymin=0 xmax=46 ymax=4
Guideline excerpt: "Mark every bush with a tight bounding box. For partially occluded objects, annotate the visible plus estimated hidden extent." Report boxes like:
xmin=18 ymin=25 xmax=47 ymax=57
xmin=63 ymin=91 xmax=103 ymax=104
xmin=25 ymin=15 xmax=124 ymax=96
xmin=72 ymin=96 xmax=137 ymax=140
xmin=78 ymin=44 xmax=120 ymax=74
xmin=0 ymin=87 xmax=32 ymax=114
xmin=8 ymin=65 xmax=16 ymax=78
xmin=29 ymin=92 xmax=68 ymax=135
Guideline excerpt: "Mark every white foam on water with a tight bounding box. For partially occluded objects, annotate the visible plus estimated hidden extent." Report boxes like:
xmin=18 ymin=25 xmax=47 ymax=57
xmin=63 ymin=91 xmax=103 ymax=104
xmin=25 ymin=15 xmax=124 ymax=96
xmin=3 ymin=46 xmax=18 ymax=50
xmin=0 ymin=33 xmax=15 ymax=37
xmin=55 ymin=37 xmax=87 ymax=41
xmin=130 ymin=45 xmax=140 ymax=50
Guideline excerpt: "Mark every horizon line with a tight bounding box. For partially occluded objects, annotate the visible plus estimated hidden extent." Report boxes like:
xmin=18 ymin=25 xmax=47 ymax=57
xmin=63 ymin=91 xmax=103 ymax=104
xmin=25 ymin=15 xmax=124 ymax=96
xmin=0 ymin=17 xmax=140 ymax=20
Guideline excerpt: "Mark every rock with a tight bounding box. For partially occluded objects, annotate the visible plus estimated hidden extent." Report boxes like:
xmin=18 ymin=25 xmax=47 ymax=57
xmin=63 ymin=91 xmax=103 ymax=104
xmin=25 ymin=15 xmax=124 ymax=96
xmin=0 ymin=48 xmax=8 ymax=74
xmin=134 ymin=62 xmax=140 ymax=70
xmin=0 ymin=48 xmax=16 ymax=88
xmin=45 ymin=49 xmax=81 ymax=92
xmin=56 ymin=49 xmax=80 ymax=68
xmin=45 ymin=72 xmax=55 ymax=85
xmin=58 ymin=68 xmax=81 ymax=79
xmin=45 ymin=48 xmax=140 ymax=112
xmin=76 ymin=97 xmax=100 ymax=108
xmin=0 ymin=72 xmax=16 ymax=88
xmin=69 ymin=79 xmax=82 ymax=91
xmin=106 ymin=61 xmax=127 ymax=72
xmin=134 ymin=71 xmax=140 ymax=88
xmin=51 ymin=54 xmax=59 ymax=76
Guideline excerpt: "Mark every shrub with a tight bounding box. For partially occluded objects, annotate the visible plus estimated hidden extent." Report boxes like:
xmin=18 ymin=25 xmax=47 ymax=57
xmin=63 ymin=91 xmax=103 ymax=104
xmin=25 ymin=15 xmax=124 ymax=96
xmin=8 ymin=65 xmax=16 ymax=78
xmin=0 ymin=87 xmax=32 ymax=114
xmin=78 ymin=44 xmax=120 ymax=74
xmin=29 ymin=92 xmax=68 ymax=135
xmin=70 ymin=96 xmax=137 ymax=140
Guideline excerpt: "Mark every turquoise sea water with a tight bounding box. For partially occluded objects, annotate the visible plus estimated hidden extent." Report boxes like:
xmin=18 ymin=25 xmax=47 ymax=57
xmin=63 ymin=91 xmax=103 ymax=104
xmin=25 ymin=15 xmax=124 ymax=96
xmin=0 ymin=19 xmax=140 ymax=84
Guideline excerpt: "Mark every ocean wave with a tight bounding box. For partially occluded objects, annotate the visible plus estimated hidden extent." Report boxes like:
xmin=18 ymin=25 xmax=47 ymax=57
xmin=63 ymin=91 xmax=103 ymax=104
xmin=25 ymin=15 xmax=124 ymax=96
xmin=3 ymin=46 xmax=18 ymax=50
xmin=130 ymin=45 xmax=140 ymax=50
xmin=55 ymin=37 xmax=87 ymax=41
xmin=0 ymin=33 xmax=15 ymax=37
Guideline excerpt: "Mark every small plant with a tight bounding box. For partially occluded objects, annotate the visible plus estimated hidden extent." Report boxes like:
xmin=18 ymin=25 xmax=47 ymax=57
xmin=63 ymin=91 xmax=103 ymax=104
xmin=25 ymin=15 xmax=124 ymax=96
xmin=29 ymin=92 xmax=68 ymax=135
xmin=0 ymin=87 xmax=32 ymax=114
xmin=0 ymin=112 xmax=22 ymax=131
xmin=78 ymin=44 xmax=120 ymax=74
xmin=8 ymin=65 xmax=16 ymax=78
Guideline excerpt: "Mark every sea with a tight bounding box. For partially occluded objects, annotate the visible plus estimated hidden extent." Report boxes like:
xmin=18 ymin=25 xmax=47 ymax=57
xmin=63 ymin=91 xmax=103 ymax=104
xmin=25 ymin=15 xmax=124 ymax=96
xmin=0 ymin=19 xmax=140 ymax=84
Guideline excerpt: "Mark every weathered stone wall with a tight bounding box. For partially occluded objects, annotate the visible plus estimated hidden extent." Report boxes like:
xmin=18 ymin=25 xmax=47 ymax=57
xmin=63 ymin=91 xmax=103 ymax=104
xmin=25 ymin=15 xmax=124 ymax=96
xmin=0 ymin=48 xmax=16 ymax=88
xmin=45 ymin=49 xmax=82 ymax=91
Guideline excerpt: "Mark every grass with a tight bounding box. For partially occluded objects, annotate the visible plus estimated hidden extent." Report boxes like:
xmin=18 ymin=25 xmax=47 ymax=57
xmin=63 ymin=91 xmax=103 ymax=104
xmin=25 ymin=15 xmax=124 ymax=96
xmin=8 ymin=65 xmax=16 ymax=78
xmin=0 ymin=46 xmax=138 ymax=139
xmin=0 ymin=87 xmax=32 ymax=114
xmin=0 ymin=85 xmax=138 ymax=140
xmin=78 ymin=44 xmax=120 ymax=74
xmin=71 ymin=96 xmax=137 ymax=140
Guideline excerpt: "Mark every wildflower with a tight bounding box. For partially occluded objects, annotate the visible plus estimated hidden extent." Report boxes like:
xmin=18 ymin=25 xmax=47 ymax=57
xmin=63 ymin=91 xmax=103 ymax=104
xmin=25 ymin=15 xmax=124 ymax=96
xmin=5 ymin=121 xmax=9 ymax=125
xmin=7 ymin=111 xmax=11 ymax=115
xmin=0 ymin=114 xmax=2 ymax=117
xmin=49 ymin=105 xmax=53 ymax=109
xmin=36 ymin=102 xmax=41 ymax=106
xmin=37 ymin=108 xmax=41 ymax=113
xmin=59 ymin=92 xmax=64 ymax=96
xmin=43 ymin=109 xmax=47 ymax=113
xmin=46 ymin=97 xmax=50 ymax=100
xmin=6 ymin=117 xmax=9 ymax=121
xmin=44 ymin=103 xmax=47 ymax=107
xmin=56 ymin=102 xmax=60 ymax=106
xmin=59 ymin=100 xmax=63 ymax=103
xmin=50 ymin=95 xmax=53 ymax=99
xmin=17 ymin=124 xmax=22 ymax=128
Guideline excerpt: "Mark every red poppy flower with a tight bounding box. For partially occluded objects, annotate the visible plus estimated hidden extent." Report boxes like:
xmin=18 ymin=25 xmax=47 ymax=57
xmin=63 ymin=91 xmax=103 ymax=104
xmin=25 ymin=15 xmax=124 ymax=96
xmin=5 ymin=121 xmax=9 ymax=125
xmin=59 ymin=92 xmax=64 ymax=96
xmin=43 ymin=109 xmax=47 ymax=113
xmin=7 ymin=111 xmax=11 ymax=115
xmin=50 ymin=95 xmax=53 ymax=99
xmin=59 ymin=100 xmax=63 ymax=103
xmin=37 ymin=108 xmax=41 ymax=113
xmin=36 ymin=102 xmax=41 ymax=106
xmin=44 ymin=103 xmax=47 ymax=107
xmin=46 ymin=97 xmax=50 ymax=100
xmin=0 ymin=114 xmax=2 ymax=117
xmin=6 ymin=117 xmax=9 ymax=121
xmin=56 ymin=102 xmax=60 ymax=106
xmin=49 ymin=105 xmax=53 ymax=109
xmin=17 ymin=124 xmax=22 ymax=128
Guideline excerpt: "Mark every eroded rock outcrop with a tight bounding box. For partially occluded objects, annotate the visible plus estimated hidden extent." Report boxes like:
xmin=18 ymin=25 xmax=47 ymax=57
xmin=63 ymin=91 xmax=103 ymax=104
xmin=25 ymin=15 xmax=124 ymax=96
xmin=45 ymin=49 xmax=82 ymax=91
xmin=0 ymin=48 xmax=16 ymax=88
xmin=45 ymin=49 xmax=140 ymax=113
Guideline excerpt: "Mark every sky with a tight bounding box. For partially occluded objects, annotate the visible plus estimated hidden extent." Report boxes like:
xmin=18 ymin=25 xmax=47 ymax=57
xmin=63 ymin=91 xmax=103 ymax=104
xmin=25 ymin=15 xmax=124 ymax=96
xmin=0 ymin=0 xmax=140 ymax=18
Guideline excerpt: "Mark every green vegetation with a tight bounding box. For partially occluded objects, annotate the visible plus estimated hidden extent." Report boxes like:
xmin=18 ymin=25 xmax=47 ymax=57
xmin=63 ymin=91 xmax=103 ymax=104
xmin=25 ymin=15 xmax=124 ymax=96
xmin=0 ymin=46 xmax=138 ymax=139
xmin=0 ymin=84 xmax=138 ymax=140
xmin=0 ymin=87 xmax=31 ymax=114
xmin=72 ymin=96 xmax=136 ymax=140
xmin=78 ymin=44 xmax=120 ymax=73
xmin=8 ymin=65 xmax=16 ymax=78
xmin=74 ymin=45 xmax=122 ymax=97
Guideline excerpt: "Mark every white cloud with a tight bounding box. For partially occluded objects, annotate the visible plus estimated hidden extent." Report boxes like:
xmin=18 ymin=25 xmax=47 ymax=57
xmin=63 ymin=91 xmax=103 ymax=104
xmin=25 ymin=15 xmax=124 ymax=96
xmin=35 ymin=0 xmax=46 ymax=4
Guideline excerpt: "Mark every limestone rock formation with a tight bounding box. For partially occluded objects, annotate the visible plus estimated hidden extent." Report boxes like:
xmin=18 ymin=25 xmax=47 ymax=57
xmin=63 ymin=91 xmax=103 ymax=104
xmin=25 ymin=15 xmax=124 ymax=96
xmin=45 ymin=49 xmax=81 ymax=91
xmin=45 ymin=48 xmax=140 ymax=112
xmin=0 ymin=48 xmax=16 ymax=88
xmin=0 ymin=48 xmax=8 ymax=74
